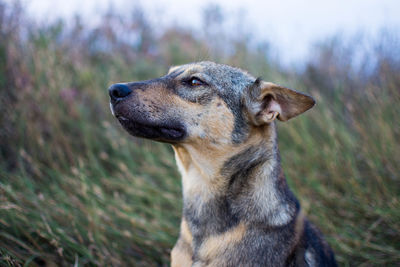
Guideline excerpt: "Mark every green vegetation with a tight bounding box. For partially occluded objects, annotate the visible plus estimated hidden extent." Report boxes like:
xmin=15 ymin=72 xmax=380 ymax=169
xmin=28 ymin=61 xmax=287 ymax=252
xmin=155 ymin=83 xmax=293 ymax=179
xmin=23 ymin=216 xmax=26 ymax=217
xmin=0 ymin=1 xmax=399 ymax=266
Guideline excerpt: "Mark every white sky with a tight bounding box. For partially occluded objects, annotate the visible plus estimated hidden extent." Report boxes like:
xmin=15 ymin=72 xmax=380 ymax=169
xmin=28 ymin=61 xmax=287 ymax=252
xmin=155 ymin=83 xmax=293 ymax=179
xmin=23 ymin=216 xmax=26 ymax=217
xmin=18 ymin=0 xmax=400 ymax=64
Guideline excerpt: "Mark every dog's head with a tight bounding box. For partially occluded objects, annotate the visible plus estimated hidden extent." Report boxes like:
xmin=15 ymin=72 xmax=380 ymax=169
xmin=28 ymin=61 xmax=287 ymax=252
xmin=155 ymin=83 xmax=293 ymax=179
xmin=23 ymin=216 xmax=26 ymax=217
xmin=108 ymin=61 xmax=315 ymax=145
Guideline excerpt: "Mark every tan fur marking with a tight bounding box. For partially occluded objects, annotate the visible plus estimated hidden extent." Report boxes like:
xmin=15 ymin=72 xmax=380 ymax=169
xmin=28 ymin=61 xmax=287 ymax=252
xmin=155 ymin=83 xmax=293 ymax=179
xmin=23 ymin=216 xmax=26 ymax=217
xmin=168 ymin=65 xmax=181 ymax=74
xmin=172 ymin=98 xmax=240 ymax=200
xmin=181 ymin=219 xmax=193 ymax=244
xmin=171 ymin=219 xmax=193 ymax=267
xmin=288 ymin=209 xmax=306 ymax=259
xmin=182 ymin=65 xmax=205 ymax=76
xmin=173 ymin=146 xmax=192 ymax=171
xmin=198 ymin=222 xmax=246 ymax=260
xmin=174 ymin=121 xmax=272 ymax=205
xmin=169 ymin=64 xmax=206 ymax=79
xmin=171 ymin=244 xmax=192 ymax=267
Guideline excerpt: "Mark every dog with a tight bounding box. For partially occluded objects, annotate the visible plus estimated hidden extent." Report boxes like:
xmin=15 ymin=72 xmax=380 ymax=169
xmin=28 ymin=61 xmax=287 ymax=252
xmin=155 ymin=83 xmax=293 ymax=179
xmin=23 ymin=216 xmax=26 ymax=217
xmin=108 ymin=61 xmax=337 ymax=266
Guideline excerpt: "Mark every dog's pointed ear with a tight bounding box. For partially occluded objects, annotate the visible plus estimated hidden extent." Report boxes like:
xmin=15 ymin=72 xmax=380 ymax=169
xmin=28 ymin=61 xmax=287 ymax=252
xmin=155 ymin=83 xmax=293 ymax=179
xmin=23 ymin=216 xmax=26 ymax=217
xmin=243 ymin=78 xmax=315 ymax=125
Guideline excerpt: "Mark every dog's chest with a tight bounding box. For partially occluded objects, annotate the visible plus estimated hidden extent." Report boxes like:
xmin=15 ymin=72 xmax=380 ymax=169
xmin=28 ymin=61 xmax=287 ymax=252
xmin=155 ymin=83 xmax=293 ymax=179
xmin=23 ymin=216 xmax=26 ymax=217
xmin=184 ymin=192 xmax=239 ymax=237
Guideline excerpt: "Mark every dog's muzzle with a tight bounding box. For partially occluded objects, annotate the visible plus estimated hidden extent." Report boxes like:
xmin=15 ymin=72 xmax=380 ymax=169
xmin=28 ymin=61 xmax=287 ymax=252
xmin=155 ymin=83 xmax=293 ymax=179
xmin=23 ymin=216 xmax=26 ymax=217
xmin=107 ymin=83 xmax=186 ymax=143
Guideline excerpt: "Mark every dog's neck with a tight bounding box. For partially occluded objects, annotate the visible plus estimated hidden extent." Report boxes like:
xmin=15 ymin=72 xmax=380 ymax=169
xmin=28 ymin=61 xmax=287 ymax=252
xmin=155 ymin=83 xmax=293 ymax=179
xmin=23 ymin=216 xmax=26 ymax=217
xmin=172 ymin=123 xmax=299 ymax=232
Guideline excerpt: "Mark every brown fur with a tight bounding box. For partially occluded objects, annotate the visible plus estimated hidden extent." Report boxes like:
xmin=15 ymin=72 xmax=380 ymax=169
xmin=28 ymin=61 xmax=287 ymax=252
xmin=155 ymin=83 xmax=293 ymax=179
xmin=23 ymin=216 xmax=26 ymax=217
xmin=171 ymin=219 xmax=193 ymax=267
xmin=108 ymin=61 xmax=337 ymax=266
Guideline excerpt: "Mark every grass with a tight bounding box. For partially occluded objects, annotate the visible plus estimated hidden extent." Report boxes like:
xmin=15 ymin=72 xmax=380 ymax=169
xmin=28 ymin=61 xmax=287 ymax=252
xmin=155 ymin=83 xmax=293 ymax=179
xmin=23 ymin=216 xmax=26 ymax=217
xmin=0 ymin=1 xmax=399 ymax=266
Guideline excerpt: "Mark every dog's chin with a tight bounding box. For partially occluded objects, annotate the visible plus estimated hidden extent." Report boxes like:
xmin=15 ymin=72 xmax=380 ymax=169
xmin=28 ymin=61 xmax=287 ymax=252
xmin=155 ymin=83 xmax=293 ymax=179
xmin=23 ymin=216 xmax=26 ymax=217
xmin=116 ymin=116 xmax=186 ymax=143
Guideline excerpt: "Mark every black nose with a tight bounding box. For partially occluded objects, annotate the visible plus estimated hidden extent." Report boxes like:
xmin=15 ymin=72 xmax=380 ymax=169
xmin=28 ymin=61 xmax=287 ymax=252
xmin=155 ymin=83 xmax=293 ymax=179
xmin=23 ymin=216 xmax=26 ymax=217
xmin=108 ymin=84 xmax=132 ymax=101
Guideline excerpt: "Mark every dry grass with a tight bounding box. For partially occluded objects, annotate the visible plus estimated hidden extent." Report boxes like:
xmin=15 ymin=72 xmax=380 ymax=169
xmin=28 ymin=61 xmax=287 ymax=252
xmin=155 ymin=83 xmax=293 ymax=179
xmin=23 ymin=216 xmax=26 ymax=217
xmin=0 ymin=1 xmax=399 ymax=266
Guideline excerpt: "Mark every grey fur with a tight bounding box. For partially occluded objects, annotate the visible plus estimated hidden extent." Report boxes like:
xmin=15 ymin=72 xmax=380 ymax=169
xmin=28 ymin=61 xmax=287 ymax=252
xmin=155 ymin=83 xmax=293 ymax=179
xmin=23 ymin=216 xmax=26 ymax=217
xmin=109 ymin=61 xmax=337 ymax=267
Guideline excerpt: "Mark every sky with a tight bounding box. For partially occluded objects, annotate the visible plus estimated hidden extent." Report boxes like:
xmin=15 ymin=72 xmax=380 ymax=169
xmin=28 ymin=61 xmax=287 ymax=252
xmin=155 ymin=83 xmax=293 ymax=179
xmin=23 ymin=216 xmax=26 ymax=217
xmin=18 ymin=0 xmax=400 ymax=64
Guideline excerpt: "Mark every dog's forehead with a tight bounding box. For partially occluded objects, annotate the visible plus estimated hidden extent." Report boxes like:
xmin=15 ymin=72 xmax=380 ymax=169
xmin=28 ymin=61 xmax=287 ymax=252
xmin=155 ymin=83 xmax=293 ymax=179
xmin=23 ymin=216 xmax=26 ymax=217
xmin=168 ymin=61 xmax=255 ymax=92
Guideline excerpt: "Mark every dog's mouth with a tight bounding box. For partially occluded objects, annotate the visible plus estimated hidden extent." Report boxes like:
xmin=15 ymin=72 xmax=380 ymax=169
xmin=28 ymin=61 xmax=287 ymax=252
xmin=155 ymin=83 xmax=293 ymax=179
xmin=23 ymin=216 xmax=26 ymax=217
xmin=116 ymin=115 xmax=186 ymax=142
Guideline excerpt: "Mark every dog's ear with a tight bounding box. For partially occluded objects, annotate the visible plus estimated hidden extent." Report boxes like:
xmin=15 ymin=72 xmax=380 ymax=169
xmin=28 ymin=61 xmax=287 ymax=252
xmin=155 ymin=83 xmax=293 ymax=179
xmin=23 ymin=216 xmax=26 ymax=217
xmin=243 ymin=78 xmax=315 ymax=125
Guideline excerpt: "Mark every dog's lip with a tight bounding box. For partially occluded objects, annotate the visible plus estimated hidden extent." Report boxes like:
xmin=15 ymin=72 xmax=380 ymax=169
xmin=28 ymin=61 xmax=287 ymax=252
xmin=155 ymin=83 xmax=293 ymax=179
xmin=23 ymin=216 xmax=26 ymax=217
xmin=109 ymin=102 xmax=115 ymax=116
xmin=115 ymin=115 xmax=186 ymax=141
xmin=116 ymin=115 xmax=128 ymax=121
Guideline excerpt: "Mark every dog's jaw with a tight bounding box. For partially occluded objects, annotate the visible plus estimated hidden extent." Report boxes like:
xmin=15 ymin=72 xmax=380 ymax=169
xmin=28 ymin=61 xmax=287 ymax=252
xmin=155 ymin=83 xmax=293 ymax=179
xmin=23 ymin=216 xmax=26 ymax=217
xmin=116 ymin=115 xmax=186 ymax=142
xmin=110 ymin=98 xmax=187 ymax=143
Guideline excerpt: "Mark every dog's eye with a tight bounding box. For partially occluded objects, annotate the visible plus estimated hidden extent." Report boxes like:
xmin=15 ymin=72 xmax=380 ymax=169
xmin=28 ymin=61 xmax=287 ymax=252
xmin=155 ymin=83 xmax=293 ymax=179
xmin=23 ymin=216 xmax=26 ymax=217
xmin=189 ymin=78 xmax=205 ymax=86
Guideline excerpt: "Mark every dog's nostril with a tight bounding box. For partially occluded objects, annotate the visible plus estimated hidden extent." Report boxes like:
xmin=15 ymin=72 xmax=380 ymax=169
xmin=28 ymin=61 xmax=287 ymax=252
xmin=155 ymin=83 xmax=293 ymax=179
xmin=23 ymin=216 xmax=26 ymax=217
xmin=108 ymin=84 xmax=132 ymax=100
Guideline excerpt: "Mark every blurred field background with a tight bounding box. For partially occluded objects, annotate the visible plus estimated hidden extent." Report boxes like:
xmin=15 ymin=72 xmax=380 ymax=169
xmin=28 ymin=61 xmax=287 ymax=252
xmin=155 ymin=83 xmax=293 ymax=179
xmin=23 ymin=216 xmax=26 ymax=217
xmin=0 ymin=0 xmax=400 ymax=266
